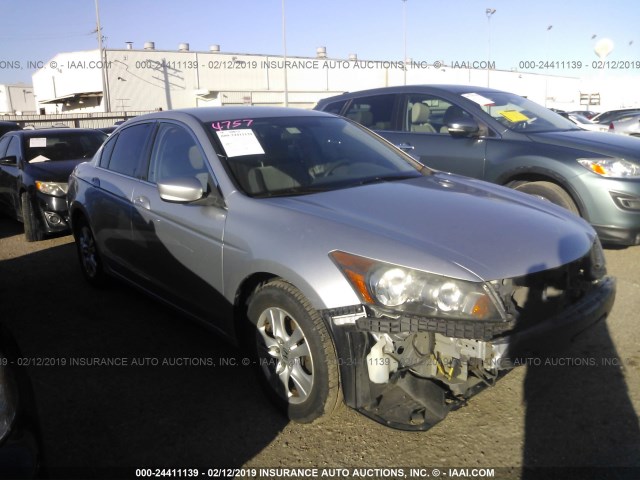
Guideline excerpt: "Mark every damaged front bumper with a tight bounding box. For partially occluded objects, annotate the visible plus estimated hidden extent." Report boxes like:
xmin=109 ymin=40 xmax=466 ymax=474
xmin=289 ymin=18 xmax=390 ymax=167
xmin=323 ymin=275 xmax=616 ymax=431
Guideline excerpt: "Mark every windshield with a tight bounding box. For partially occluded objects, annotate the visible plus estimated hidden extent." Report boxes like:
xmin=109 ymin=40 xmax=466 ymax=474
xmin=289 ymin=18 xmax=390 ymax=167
xmin=24 ymin=131 xmax=106 ymax=163
xmin=207 ymin=116 xmax=424 ymax=197
xmin=462 ymin=91 xmax=579 ymax=133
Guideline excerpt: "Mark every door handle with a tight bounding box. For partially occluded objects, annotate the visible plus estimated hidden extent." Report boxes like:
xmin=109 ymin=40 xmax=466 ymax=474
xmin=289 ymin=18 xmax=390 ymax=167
xmin=134 ymin=196 xmax=151 ymax=210
xmin=396 ymin=143 xmax=415 ymax=151
xmin=91 ymin=177 xmax=100 ymax=187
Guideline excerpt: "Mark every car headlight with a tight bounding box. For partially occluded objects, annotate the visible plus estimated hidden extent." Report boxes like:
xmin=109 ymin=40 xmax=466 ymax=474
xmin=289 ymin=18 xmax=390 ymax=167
xmin=35 ymin=181 xmax=68 ymax=197
xmin=330 ymin=251 xmax=506 ymax=321
xmin=577 ymin=158 xmax=640 ymax=178
xmin=0 ymin=357 xmax=17 ymax=444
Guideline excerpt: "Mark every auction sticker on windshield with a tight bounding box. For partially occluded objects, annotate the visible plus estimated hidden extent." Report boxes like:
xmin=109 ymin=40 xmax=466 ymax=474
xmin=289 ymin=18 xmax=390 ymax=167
xmin=29 ymin=138 xmax=47 ymax=148
xmin=499 ymin=110 xmax=530 ymax=123
xmin=461 ymin=93 xmax=495 ymax=106
xmin=216 ymin=129 xmax=265 ymax=157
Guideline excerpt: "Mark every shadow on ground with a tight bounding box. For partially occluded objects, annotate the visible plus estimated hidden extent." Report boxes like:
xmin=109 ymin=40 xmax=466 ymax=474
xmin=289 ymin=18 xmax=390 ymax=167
xmin=0 ymin=238 xmax=287 ymax=478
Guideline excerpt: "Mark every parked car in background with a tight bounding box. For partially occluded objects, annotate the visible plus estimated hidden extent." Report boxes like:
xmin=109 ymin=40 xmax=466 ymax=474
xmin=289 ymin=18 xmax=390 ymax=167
xmin=567 ymin=110 xmax=598 ymax=120
xmin=592 ymin=108 xmax=640 ymax=125
xmin=67 ymin=107 xmax=614 ymax=430
xmin=608 ymin=114 xmax=640 ymax=137
xmin=0 ymin=121 xmax=21 ymax=137
xmin=564 ymin=112 xmax=609 ymax=132
xmin=0 ymin=128 xmax=106 ymax=241
xmin=96 ymin=120 xmax=127 ymax=135
xmin=553 ymin=110 xmax=608 ymax=132
xmin=315 ymin=85 xmax=640 ymax=246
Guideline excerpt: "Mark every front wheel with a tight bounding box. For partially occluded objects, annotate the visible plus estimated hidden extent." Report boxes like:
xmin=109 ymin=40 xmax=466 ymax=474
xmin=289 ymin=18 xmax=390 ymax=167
xmin=511 ymin=181 xmax=580 ymax=215
xmin=21 ymin=192 xmax=43 ymax=242
xmin=247 ymin=279 xmax=342 ymax=423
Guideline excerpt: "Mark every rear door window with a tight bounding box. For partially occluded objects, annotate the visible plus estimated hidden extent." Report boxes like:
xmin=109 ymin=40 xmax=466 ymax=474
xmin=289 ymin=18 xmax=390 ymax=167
xmin=320 ymin=99 xmax=348 ymax=115
xmin=343 ymin=94 xmax=396 ymax=131
xmin=104 ymin=123 xmax=154 ymax=178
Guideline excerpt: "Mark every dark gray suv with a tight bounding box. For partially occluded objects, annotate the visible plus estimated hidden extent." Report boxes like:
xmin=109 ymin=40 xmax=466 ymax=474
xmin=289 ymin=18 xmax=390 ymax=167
xmin=315 ymin=85 xmax=640 ymax=246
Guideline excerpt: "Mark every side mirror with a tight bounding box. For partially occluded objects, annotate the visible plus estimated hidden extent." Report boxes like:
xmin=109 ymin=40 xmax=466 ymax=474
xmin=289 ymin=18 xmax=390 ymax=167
xmin=0 ymin=156 xmax=18 ymax=167
xmin=157 ymin=176 xmax=205 ymax=203
xmin=447 ymin=119 xmax=480 ymax=137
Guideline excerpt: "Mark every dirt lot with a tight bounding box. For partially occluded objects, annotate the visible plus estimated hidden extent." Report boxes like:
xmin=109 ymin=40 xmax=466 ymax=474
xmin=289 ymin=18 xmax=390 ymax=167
xmin=1 ymin=218 xmax=639 ymax=480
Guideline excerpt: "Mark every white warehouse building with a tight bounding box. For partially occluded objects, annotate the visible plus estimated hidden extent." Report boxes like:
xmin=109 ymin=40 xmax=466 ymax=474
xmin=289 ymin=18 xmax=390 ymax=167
xmin=0 ymin=84 xmax=36 ymax=115
xmin=32 ymin=42 xmax=589 ymax=114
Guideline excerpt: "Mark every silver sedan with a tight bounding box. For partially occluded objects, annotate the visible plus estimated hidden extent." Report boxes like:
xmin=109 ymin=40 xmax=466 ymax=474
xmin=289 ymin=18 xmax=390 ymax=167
xmin=609 ymin=114 xmax=640 ymax=137
xmin=67 ymin=107 xmax=615 ymax=430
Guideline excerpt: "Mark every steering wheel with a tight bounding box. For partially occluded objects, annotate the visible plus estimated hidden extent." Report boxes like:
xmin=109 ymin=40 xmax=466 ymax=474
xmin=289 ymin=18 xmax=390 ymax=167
xmin=323 ymin=161 xmax=351 ymax=176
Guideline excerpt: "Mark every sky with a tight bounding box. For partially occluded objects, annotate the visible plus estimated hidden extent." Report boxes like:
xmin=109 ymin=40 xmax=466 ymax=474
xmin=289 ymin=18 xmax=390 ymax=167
xmin=1 ymin=0 xmax=639 ymax=85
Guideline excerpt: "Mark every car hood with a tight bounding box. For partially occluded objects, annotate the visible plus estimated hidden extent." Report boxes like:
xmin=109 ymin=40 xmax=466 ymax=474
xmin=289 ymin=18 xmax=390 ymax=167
xmin=266 ymin=174 xmax=595 ymax=282
xmin=526 ymin=130 xmax=640 ymax=160
xmin=25 ymin=159 xmax=85 ymax=182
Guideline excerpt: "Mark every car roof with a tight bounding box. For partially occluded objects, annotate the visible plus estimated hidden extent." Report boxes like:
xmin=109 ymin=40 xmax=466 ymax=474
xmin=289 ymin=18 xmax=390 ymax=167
xmin=317 ymin=84 xmax=505 ymax=103
xmin=9 ymin=128 xmax=106 ymax=137
xmin=127 ymin=106 xmax=334 ymax=124
xmin=593 ymin=108 xmax=640 ymax=119
xmin=601 ymin=108 xmax=640 ymax=114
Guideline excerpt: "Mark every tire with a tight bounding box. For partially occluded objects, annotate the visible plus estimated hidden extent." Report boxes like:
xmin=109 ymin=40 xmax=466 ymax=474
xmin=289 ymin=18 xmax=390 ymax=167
xmin=73 ymin=216 xmax=107 ymax=286
xmin=511 ymin=181 xmax=580 ymax=215
xmin=21 ymin=192 xmax=43 ymax=242
xmin=247 ymin=279 xmax=342 ymax=423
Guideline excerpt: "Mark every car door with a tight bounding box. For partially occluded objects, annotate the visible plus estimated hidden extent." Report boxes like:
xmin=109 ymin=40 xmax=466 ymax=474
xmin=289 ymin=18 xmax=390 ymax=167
xmin=0 ymin=135 xmax=13 ymax=214
xmin=377 ymin=93 xmax=489 ymax=179
xmin=0 ymin=136 xmax=23 ymax=217
xmin=130 ymin=121 xmax=228 ymax=326
xmin=89 ymin=122 xmax=155 ymax=275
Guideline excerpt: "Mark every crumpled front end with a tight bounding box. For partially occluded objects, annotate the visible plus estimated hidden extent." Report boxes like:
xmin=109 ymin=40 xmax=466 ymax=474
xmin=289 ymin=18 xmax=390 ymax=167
xmin=323 ymin=240 xmax=616 ymax=430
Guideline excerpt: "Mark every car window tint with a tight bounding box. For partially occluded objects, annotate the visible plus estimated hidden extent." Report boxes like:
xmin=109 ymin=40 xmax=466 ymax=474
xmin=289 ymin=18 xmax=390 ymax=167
xmin=99 ymin=134 xmax=118 ymax=168
xmin=321 ymin=100 xmax=348 ymax=115
xmin=344 ymin=94 xmax=395 ymax=130
xmin=0 ymin=135 xmax=11 ymax=158
xmin=148 ymin=123 xmax=209 ymax=188
xmin=404 ymin=94 xmax=472 ymax=134
xmin=5 ymin=137 xmax=20 ymax=159
xmin=105 ymin=123 xmax=153 ymax=177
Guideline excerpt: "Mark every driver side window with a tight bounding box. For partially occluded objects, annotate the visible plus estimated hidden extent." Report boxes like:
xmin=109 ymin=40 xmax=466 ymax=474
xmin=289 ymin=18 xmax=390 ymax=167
xmin=148 ymin=123 xmax=210 ymax=190
xmin=6 ymin=137 xmax=21 ymax=159
xmin=403 ymin=95 xmax=472 ymax=134
xmin=0 ymin=136 xmax=12 ymax=158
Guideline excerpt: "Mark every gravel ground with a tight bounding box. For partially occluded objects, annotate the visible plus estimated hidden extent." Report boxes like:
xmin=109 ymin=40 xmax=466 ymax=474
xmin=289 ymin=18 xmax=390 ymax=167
xmin=0 ymin=218 xmax=639 ymax=480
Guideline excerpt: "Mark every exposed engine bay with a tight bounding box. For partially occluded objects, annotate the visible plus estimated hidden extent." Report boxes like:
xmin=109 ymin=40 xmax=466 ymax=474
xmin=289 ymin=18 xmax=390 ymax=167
xmin=366 ymin=331 xmax=510 ymax=397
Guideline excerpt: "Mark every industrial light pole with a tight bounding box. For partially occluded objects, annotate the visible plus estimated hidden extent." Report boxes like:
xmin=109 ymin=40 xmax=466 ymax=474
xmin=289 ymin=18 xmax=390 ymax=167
xmin=95 ymin=0 xmax=110 ymax=111
xmin=486 ymin=8 xmax=496 ymax=87
xmin=545 ymin=25 xmax=553 ymax=107
xmin=282 ymin=0 xmax=289 ymax=107
xmin=402 ymin=0 xmax=407 ymax=85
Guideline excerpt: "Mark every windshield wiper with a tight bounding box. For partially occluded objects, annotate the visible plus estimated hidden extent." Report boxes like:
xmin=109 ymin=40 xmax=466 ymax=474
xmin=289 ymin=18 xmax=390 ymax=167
xmin=350 ymin=174 xmax=421 ymax=187
xmin=254 ymin=185 xmax=334 ymax=198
